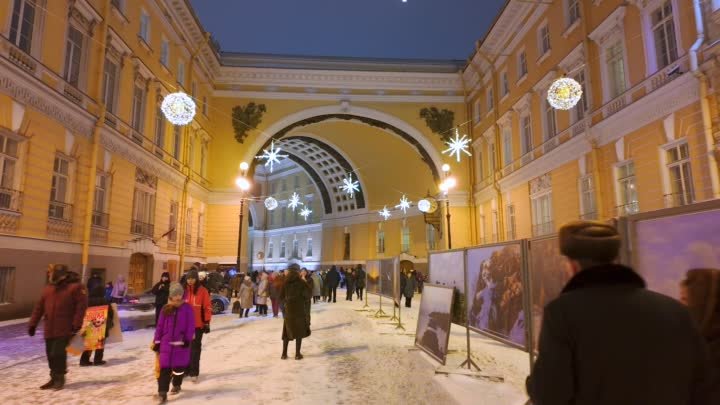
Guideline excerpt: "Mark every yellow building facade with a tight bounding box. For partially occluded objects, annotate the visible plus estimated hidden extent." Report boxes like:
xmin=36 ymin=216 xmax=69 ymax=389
xmin=0 ymin=0 xmax=717 ymax=320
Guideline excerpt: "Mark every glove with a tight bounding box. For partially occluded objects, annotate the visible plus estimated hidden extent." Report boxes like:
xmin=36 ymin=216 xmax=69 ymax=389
xmin=203 ymin=323 xmax=210 ymax=334
xmin=28 ymin=326 xmax=36 ymax=337
xmin=152 ymin=343 xmax=160 ymax=352
xmin=182 ymin=340 xmax=190 ymax=348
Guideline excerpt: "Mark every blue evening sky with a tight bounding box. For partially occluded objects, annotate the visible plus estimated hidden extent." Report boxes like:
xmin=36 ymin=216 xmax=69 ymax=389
xmin=189 ymin=0 xmax=507 ymax=60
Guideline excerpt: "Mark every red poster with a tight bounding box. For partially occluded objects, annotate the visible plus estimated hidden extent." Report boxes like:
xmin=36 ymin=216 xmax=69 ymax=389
xmin=82 ymin=305 xmax=109 ymax=351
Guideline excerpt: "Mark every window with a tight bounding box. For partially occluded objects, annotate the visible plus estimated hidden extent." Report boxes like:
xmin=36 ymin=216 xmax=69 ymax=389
xmin=521 ymin=115 xmax=532 ymax=156
xmin=376 ymin=228 xmax=385 ymax=254
xmin=202 ymin=96 xmax=208 ymax=116
xmin=651 ymin=1 xmax=678 ymax=69
xmin=487 ymin=89 xmax=494 ymax=112
xmin=573 ymin=70 xmax=588 ymax=121
xmin=293 ymin=176 xmax=299 ymax=189
xmin=401 ymin=221 xmax=411 ymax=253
xmin=543 ymin=97 xmax=557 ymax=139
xmin=131 ymin=170 xmax=156 ymax=237
xmin=606 ymin=41 xmax=627 ymax=99
xmin=477 ymin=151 xmax=484 ymax=180
xmin=579 ymin=175 xmax=597 ymax=220
xmin=154 ymin=107 xmax=165 ymax=149
xmin=64 ymin=25 xmax=85 ymax=87
xmin=0 ymin=135 xmax=19 ymax=211
xmin=173 ymin=126 xmax=181 ymax=160
xmin=506 ymin=204 xmax=517 ymax=240
xmin=188 ymin=137 xmax=195 ymax=170
xmin=177 ymin=60 xmax=185 ymax=86
xmin=518 ymin=51 xmax=528 ymax=79
xmin=160 ymin=39 xmax=169 ymax=66
xmin=473 ymin=100 xmax=481 ymax=123
xmin=426 ymin=224 xmax=438 ymax=251
xmin=0 ymin=267 xmax=15 ymax=304
xmin=489 ymin=142 xmax=496 ymax=173
xmin=168 ymin=201 xmax=178 ymax=242
xmin=501 ymin=72 xmax=509 ymax=97
xmin=131 ymin=83 xmax=146 ymax=133
xmin=503 ymin=127 xmax=512 ymax=167
xmin=269 ymin=209 xmax=275 ymax=226
xmin=267 ymin=241 xmax=274 ymax=259
xmin=200 ymin=140 xmax=207 ymax=177
xmin=102 ymin=58 xmax=119 ymax=113
xmin=139 ymin=10 xmax=150 ymax=43
xmin=92 ymin=172 xmax=110 ymax=228
xmin=111 ymin=0 xmax=123 ymax=11
xmin=185 ymin=208 xmax=192 ymax=246
xmin=49 ymin=156 xmax=71 ymax=220
xmin=567 ymin=0 xmax=581 ymax=27
xmin=666 ymin=142 xmax=694 ymax=207
xmin=616 ymin=161 xmax=638 ymax=215
xmin=191 ymin=82 xmax=197 ymax=100
xmin=280 ymin=240 xmax=286 ymax=258
xmin=196 ymin=212 xmax=204 ymax=247
xmin=531 ymin=193 xmax=553 ymax=236
xmin=271 ymin=182 xmax=277 ymax=195
xmin=305 ymin=238 xmax=313 ymax=257
xmin=281 ymin=179 xmax=287 ymax=192
xmin=491 ymin=208 xmax=499 ymax=242
xmin=539 ymin=25 xmax=551 ymax=56
xmin=292 ymin=239 xmax=299 ymax=258
xmin=9 ymin=0 xmax=36 ymax=52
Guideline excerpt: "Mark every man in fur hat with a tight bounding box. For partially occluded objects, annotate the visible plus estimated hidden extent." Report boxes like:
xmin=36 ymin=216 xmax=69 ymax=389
xmin=526 ymin=221 xmax=712 ymax=405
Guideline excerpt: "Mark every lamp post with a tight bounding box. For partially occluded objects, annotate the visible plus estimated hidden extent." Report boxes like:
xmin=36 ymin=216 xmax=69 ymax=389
xmin=235 ymin=162 xmax=251 ymax=274
xmin=439 ymin=164 xmax=456 ymax=250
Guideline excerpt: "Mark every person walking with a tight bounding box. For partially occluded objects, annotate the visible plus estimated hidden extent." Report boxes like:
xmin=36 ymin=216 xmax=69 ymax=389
xmin=526 ymin=221 xmax=713 ymax=405
xmin=345 ymin=269 xmax=356 ymax=301
xmin=238 ymin=275 xmax=255 ymax=318
xmin=153 ymin=283 xmax=195 ymax=403
xmin=182 ymin=270 xmax=211 ymax=383
xmin=151 ymin=272 xmax=171 ymax=325
xmin=311 ymin=271 xmax=323 ymax=304
xmin=79 ymin=285 xmax=114 ymax=366
xmin=28 ymin=265 xmax=88 ymax=390
xmin=320 ymin=270 xmax=329 ymax=302
xmin=110 ymin=275 xmax=127 ymax=304
xmin=401 ymin=269 xmax=417 ymax=308
xmin=326 ymin=266 xmax=340 ymax=303
xmin=269 ymin=272 xmax=285 ymax=318
xmin=355 ymin=265 xmax=366 ymax=300
xmin=415 ymin=270 xmax=425 ymax=294
xmin=680 ymin=268 xmax=720 ymax=402
xmin=86 ymin=272 xmax=103 ymax=292
xmin=281 ymin=265 xmax=311 ymax=360
xmin=256 ymin=272 xmax=270 ymax=316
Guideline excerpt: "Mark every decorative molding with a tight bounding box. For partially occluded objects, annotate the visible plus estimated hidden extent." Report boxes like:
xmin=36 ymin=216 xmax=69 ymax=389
xmin=588 ymin=6 xmax=627 ymax=46
xmin=558 ymin=43 xmax=585 ymax=73
xmin=489 ymin=3 xmax=548 ymax=70
xmin=512 ymin=92 xmax=533 ymax=114
xmin=106 ymin=27 xmax=133 ymax=56
xmin=529 ymin=173 xmax=552 ymax=196
xmin=213 ymin=89 xmax=464 ymax=104
xmin=615 ymin=137 xmax=625 ymax=161
xmin=498 ymin=110 xmax=514 ymax=129
xmin=533 ymin=70 xmax=557 ymax=93
xmin=0 ymin=234 xmax=130 ymax=257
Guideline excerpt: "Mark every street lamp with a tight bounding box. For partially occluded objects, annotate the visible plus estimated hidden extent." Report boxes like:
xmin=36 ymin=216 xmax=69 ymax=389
xmin=235 ymin=162 xmax=251 ymax=274
xmin=440 ymin=164 xmax=456 ymax=249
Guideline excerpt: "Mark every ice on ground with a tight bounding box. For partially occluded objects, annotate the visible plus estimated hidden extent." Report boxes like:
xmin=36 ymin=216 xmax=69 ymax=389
xmin=1 ymin=292 xmax=529 ymax=405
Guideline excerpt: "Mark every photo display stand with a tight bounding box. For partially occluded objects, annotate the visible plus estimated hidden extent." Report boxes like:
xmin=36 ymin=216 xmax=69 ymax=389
xmin=380 ymin=257 xmax=407 ymax=332
xmin=459 ymin=248 xmax=480 ymax=372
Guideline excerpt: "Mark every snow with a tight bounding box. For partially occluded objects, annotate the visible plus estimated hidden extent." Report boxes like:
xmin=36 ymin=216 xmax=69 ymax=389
xmin=2 ymin=291 xmax=529 ymax=404
xmin=117 ymin=309 xmax=155 ymax=319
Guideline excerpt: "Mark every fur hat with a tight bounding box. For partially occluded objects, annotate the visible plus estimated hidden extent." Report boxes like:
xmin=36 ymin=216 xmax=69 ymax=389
xmin=168 ymin=282 xmax=184 ymax=298
xmin=558 ymin=221 xmax=621 ymax=263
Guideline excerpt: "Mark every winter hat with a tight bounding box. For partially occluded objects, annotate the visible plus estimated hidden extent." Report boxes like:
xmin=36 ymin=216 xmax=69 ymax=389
xmin=559 ymin=221 xmax=621 ymax=263
xmin=186 ymin=269 xmax=199 ymax=280
xmin=168 ymin=282 xmax=184 ymax=298
xmin=160 ymin=272 xmax=170 ymax=279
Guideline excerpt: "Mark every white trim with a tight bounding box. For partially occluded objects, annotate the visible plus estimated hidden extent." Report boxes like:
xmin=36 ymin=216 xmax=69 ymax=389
xmin=636 ymin=0 xmax=684 ymax=76
xmin=0 ymin=234 xmax=129 ymax=257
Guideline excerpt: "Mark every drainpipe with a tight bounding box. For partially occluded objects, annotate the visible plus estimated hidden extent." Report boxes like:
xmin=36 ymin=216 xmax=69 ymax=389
xmin=459 ymin=68 xmax=478 ymax=245
xmin=691 ymin=0 xmax=720 ymax=199
xmin=80 ymin=0 xmax=111 ymax=282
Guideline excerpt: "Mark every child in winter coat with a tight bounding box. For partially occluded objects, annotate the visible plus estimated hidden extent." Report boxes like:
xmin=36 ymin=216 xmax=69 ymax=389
xmin=153 ymin=283 xmax=195 ymax=403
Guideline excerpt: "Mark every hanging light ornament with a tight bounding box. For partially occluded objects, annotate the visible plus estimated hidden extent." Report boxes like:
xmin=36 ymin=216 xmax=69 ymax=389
xmin=379 ymin=206 xmax=391 ymax=221
xmin=161 ymin=92 xmax=196 ymax=126
xmin=264 ymin=197 xmax=278 ymax=211
xmin=443 ymin=129 xmax=472 ymax=163
xmin=396 ymin=195 xmax=411 ymax=214
xmin=547 ymin=77 xmax=583 ymax=110
xmin=300 ymin=207 xmax=312 ymax=221
xmin=340 ymin=173 xmax=360 ymax=198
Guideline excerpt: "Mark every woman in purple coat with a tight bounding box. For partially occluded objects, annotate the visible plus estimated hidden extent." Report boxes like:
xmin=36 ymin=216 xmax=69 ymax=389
xmin=153 ymin=283 xmax=195 ymax=403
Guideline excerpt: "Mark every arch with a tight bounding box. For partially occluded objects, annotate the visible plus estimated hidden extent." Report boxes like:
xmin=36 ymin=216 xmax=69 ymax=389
xmin=241 ymin=105 xmax=443 ymax=182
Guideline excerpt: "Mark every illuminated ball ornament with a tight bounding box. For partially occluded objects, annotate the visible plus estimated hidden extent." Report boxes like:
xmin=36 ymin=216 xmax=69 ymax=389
xmin=546 ymin=77 xmax=583 ymax=110
xmin=264 ymin=197 xmax=278 ymax=211
xmin=161 ymin=92 xmax=196 ymax=126
xmin=417 ymin=197 xmax=438 ymax=214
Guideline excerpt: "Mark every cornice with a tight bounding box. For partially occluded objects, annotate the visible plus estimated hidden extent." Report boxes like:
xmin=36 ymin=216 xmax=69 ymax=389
xmin=165 ymin=0 xmax=221 ymax=77
xmin=213 ymin=90 xmax=464 ymax=104
xmin=512 ymin=92 xmax=533 ymax=113
xmin=588 ymin=6 xmax=627 ymax=45
xmin=558 ymin=43 xmax=585 ymax=73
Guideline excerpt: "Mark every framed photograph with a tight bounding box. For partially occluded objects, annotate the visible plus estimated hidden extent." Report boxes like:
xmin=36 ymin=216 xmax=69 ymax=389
xmin=414 ymin=284 xmax=454 ymax=365
xmin=366 ymin=260 xmax=380 ymax=294
xmin=379 ymin=258 xmax=396 ymax=302
xmin=466 ymin=242 xmax=527 ymax=350
xmin=428 ymin=249 xmax=466 ymax=325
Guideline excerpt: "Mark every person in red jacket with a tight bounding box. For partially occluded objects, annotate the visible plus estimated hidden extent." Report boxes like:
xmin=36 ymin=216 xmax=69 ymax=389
xmin=182 ymin=269 xmax=211 ymax=382
xmin=28 ymin=264 xmax=88 ymax=390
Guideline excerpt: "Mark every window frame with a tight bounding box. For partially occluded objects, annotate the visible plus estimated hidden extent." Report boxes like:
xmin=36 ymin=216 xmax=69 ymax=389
xmin=517 ymin=50 xmax=528 ymax=81
xmin=63 ymin=23 xmax=87 ymax=89
xmin=578 ymin=174 xmax=597 ymax=219
xmin=614 ymin=160 xmax=639 ymax=215
xmin=640 ymin=0 xmax=682 ymax=75
xmin=538 ymin=23 xmax=551 ymax=59
xmin=139 ymin=9 xmax=150 ymax=44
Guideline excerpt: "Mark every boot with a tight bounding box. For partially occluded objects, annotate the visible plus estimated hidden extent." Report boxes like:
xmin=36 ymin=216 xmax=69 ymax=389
xmin=281 ymin=339 xmax=289 ymax=360
xmin=295 ymin=339 xmax=303 ymax=360
xmin=170 ymin=385 xmax=181 ymax=395
xmin=158 ymin=392 xmax=167 ymax=403
xmin=39 ymin=374 xmax=55 ymax=390
xmin=51 ymin=374 xmax=65 ymax=390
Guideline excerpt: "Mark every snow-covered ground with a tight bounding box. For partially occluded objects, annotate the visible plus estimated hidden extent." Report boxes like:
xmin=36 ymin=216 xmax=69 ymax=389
xmin=2 ymin=292 xmax=529 ymax=405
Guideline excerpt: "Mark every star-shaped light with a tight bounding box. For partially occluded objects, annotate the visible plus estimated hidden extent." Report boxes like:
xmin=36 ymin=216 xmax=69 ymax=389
xmin=395 ymin=195 xmax=411 ymax=214
xmin=340 ymin=173 xmax=360 ymax=198
xmin=288 ymin=192 xmax=304 ymax=211
xmin=443 ymin=129 xmax=472 ymax=163
xmin=300 ymin=207 xmax=312 ymax=221
xmin=255 ymin=140 xmax=288 ymax=173
xmin=379 ymin=206 xmax=391 ymax=221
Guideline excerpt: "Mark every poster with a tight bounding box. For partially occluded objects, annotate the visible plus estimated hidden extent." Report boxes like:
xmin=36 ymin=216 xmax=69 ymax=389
xmin=414 ymin=285 xmax=454 ymax=365
xmin=366 ymin=260 xmax=380 ymax=294
xmin=379 ymin=258 xmax=397 ymax=304
xmin=528 ymin=236 xmax=571 ymax=352
xmin=466 ymin=243 xmax=526 ymax=349
xmin=428 ymin=250 xmax=466 ymax=325
xmin=633 ymin=209 xmax=720 ymax=299
xmin=83 ymin=305 xmax=109 ymax=350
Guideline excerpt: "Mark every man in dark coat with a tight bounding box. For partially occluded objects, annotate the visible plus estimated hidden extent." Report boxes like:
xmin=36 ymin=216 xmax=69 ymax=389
xmin=325 ymin=266 xmax=340 ymax=303
xmin=28 ymin=265 xmax=88 ymax=390
xmin=345 ymin=269 xmax=356 ymax=301
xmin=86 ymin=272 xmax=103 ymax=292
xmin=281 ymin=264 xmax=311 ymax=360
xmin=355 ymin=265 xmax=366 ymax=300
xmin=527 ymin=221 xmax=713 ymax=405
xmin=151 ymin=272 xmax=171 ymax=325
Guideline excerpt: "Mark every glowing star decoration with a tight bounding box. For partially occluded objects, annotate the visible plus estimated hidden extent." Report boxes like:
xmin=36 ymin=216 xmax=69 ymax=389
xmin=396 ymin=195 xmax=411 ymax=214
xmin=161 ymin=92 xmax=196 ymax=126
xmin=340 ymin=173 xmax=360 ymax=198
xmin=255 ymin=140 xmax=288 ymax=173
xmin=443 ymin=129 xmax=472 ymax=163
xmin=379 ymin=206 xmax=391 ymax=221
xmin=288 ymin=192 xmax=304 ymax=211
xmin=547 ymin=77 xmax=583 ymax=110
xmin=300 ymin=207 xmax=312 ymax=221
xmin=264 ymin=197 xmax=278 ymax=211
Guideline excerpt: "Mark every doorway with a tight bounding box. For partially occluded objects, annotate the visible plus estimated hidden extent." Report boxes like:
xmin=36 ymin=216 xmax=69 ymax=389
xmin=128 ymin=253 xmax=152 ymax=294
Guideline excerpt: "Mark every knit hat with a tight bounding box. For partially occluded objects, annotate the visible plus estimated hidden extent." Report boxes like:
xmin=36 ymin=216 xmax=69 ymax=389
xmin=558 ymin=220 xmax=621 ymax=263
xmin=186 ymin=269 xmax=199 ymax=280
xmin=168 ymin=282 xmax=184 ymax=298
